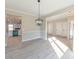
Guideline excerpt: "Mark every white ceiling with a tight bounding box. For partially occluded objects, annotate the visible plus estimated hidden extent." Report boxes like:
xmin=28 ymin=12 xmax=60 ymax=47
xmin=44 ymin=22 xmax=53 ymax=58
xmin=6 ymin=0 xmax=74 ymax=17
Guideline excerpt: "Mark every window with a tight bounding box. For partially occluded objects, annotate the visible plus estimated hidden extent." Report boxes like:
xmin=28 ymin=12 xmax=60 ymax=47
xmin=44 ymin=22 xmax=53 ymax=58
xmin=8 ymin=24 xmax=13 ymax=31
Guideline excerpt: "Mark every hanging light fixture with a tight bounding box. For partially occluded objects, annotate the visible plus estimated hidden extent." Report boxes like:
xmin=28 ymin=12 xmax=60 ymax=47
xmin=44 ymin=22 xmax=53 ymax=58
xmin=35 ymin=0 xmax=43 ymax=26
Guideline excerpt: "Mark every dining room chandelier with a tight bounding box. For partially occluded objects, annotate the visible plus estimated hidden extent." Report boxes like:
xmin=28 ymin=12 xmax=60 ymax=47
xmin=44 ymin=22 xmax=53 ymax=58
xmin=35 ymin=0 xmax=43 ymax=26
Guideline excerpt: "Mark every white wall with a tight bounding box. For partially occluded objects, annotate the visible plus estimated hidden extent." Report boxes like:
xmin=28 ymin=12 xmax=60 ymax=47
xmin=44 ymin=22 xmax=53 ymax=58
xmin=22 ymin=15 xmax=41 ymax=41
xmin=47 ymin=23 xmax=53 ymax=34
xmin=40 ymin=18 xmax=46 ymax=40
xmin=6 ymin=9 xmax=41 ymax=42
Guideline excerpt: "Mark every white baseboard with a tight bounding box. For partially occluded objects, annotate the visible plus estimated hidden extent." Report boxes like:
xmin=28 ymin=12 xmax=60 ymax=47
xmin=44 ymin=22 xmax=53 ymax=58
xmin=22 ymin=36 xmax=41 ymax=42
xmin=22 ymin=31 xmax=41 ymax=42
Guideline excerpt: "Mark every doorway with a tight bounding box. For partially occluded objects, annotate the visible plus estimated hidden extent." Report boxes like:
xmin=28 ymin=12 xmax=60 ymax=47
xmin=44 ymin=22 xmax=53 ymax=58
xmin=6 ymin=14 xmax=22 ymax=47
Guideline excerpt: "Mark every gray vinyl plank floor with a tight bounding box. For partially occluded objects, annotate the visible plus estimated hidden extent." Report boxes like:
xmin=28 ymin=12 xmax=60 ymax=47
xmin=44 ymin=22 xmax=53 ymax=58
xmin=5 ymin=39 xmax=73 ymax=59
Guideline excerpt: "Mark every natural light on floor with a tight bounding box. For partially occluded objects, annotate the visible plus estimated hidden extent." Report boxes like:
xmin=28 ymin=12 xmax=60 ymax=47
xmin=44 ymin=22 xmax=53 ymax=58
xmin=48 ymin=37 xmax=69 ymax=59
